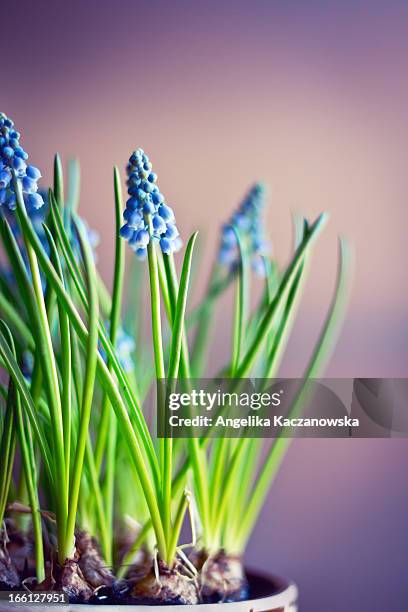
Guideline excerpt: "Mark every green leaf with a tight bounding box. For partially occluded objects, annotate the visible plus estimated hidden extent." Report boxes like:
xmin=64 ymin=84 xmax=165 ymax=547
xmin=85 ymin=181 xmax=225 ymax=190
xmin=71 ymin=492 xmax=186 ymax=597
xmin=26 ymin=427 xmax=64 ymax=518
xmin=236 ymin=213 xmax=328 ymax=378
xmin=64 ymin=217 xmax=99 ymax=562
xmin=43 ymin=225 xmax=72 ymax=492
xmin=14 ymin=175 xmax=68 ymax=552
xmin=167 ymin=232 xmax=198 ymax=380
xmin=95 ymin=166 xmax=126 ymax=564
xmin=47 ymin=192 xmax=160 ymax=490
xmin=0 ymin=321 xmax=45 ymax=583
xmin=53 ymin=153 xmax=64 ymax=209
xmin=0 ymin=335 xmax=17 ymax=525
xmin=235 ymin=237 xmax=352 ymax=549
xmin=0 ymin=325 xmax=52 ymax=482
xmin=163 ymin=233 xmax=198 ymax=555
xmin=15 ymin=184 xmax=167 ymax=562
xmin=230 ymin=226 xmax=249 ymax=376
xmin=66 ymin=158 xmax=80 ymax=212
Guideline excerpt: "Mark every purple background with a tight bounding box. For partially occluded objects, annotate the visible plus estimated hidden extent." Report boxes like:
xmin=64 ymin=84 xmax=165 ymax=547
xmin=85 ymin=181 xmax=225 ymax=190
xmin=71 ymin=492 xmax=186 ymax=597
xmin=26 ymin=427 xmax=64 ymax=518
xmin=2 ymin=2 xmax=408 ymax=609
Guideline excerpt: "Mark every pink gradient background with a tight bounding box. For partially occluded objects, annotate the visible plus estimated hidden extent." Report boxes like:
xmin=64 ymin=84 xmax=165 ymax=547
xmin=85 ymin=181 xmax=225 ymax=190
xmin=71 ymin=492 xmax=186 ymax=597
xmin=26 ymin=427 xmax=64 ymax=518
xmin=3 ymin=1 xmax=408 ymax=609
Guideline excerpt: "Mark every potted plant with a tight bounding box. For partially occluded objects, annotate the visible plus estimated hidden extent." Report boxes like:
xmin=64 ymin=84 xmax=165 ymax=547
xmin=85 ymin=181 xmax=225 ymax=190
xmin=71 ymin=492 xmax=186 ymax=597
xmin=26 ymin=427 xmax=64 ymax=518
xmin=0 ymin=112 xmax=350 ymax=609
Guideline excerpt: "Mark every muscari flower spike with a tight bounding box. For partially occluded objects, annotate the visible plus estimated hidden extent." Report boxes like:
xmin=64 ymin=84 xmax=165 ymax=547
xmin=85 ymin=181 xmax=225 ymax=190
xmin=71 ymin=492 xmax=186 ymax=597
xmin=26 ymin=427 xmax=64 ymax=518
xmin=0 ymin=112 xmax=44 ymax=212
xmin=219 ymin=182 xmax=269 ymax=276
xmin=120 ymin=149 xmax=182 ymax=259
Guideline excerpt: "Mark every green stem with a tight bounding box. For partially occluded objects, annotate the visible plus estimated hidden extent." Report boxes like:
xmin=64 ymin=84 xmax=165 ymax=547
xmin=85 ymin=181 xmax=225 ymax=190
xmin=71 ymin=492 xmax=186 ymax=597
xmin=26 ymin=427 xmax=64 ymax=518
xmin=85 ymin=437 xmax=111 ymax=563
xmin=230 ymin=227 xmax=248 ymax=376
xmin=163 ymin=235 xmax=198 ymax=562
xmin=103 ymin=167 xmax=126 ymax=563
xmin=208 ymin=438 xmax=228 ymax=539
xmin=147 ymin=232 xmax=166 ymax=381
xmin=64 ymin=220 xmax=99 ymax=562
xmin=164 ymin=251 xmax=211 ymax=551
xmin=222 ymin=438 xmax=261 ymax=551
xmin=146 ymin=227 xmax=167 ymax=552
xmin=46 ymin=226 xmax=72 ymax=494
xmin=15 ymin=179 xmax=68 ymax=560
xmin=167 ymin=491 xmax=189 ymax=562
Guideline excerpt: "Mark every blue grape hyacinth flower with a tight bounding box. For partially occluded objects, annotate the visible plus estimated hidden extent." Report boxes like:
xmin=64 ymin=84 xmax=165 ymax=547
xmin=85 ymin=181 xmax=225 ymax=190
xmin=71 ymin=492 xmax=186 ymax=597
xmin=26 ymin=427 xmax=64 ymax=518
xmin=0 ymin=112 xmax=45 ymax=212
xmin=120 ymin=149 xmax=182 ymax=259
xmin=219 ymin=182 xmax=269 ymax=276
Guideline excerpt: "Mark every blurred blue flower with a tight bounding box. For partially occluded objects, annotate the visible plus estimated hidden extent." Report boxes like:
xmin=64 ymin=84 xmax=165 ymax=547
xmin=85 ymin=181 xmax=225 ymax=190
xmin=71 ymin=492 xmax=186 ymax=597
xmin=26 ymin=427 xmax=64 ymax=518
xmin=120 ymin=149 xmax=182 ymax=259
xmin=115 ymin=327 xmax=136 ymax=372
xmin=71 ymin=216 xmax=100 ymax=263
xmin=219 ymin=183 xmax=269 ymax=276
xmin=0 ymin=112 xmax=44 ymax=212
xmin=21 ymin=350 xmax=35 ymax=383
xmin=99 ymin=324 xmax=136 ymax=373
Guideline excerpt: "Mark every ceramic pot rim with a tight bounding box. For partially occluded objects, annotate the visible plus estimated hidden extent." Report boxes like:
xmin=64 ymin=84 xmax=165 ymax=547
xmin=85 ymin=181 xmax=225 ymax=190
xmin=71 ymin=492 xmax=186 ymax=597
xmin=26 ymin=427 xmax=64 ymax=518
xmin=2 ymin=573 xmax=298 ymax=611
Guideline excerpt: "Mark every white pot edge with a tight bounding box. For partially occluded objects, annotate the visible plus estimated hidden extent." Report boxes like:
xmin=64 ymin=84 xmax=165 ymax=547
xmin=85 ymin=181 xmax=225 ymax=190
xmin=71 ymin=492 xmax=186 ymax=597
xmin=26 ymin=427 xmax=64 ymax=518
xmin=0 ymin=582 xmax=298 ymax=612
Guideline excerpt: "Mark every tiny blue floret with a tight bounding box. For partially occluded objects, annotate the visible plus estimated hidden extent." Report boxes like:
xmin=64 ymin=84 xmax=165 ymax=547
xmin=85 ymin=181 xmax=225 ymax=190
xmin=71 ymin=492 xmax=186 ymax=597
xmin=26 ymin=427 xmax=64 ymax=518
xmin=120 ymin=149 xmax=182 ymax=259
